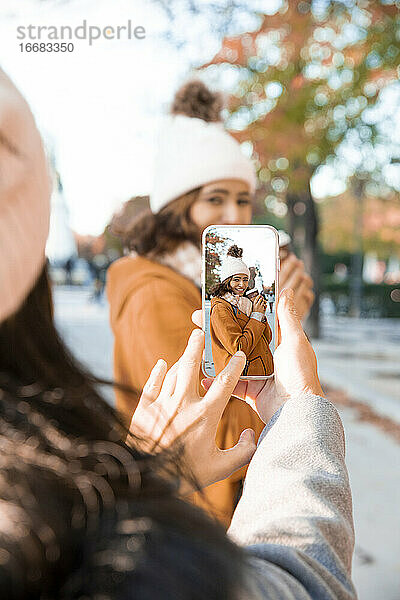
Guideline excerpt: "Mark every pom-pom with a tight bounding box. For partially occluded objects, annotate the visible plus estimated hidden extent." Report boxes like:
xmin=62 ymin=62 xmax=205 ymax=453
xmin=170 ymin=80 xmax=223 ymax=123
xmin=227 ymin=245 xmax=243 ymax=258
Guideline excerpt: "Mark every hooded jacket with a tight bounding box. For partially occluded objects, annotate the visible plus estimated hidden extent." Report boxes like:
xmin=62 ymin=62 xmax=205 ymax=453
xmin=107 ymin=255 xmax=265 ymax=526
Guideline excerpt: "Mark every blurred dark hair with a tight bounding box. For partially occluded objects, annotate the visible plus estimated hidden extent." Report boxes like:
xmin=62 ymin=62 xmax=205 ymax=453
xmin=0 ymin=265 xmax=248 ymax=598
xmin=210 ymin=277 xmax=233 ymax=298
xmin=124 ymin=189 xmax=201 ymax=257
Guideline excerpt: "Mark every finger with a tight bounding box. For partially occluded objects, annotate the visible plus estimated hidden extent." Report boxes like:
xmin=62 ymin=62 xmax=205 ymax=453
xmin=295 ymin=275 xmax=313 ymax=299
xmin=191 ymin=310 xmax=203 ymax=328
xmin=175 ymin=329 xmax=205 ymax=398
xmin=305 ymin=289 xmax=315 ymax=311
xmin=215 ymin=429 xmax=256 ymax=479
xmin=301 ymin=272 xmax=313 ymax=289
xmin=140 ymin=359 xmax=168 ymax=406
xmin=160 ymin=360 xmax=180 ymax=398
xmin=279 ymin=253 xmax=300 ymax=283
xmin=282 ymin=261 xmax=304 ymax=292
xmin=230 ymin=380 xmax=248 ymax=400
xmin=277 ymin=318 xmax=282 ymax=345
xmin=205 ymin=351 xmax=246 ymax=417
xmin=277 ymin=288 xmax=304 ymax=342
xmin=296 ymin=278 xmax=315 ymax=320
xmin=205 ymin=379 xmax=249 ymax=400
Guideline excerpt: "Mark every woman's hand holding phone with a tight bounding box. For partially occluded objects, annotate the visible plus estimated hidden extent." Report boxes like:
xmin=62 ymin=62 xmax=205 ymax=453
xmin=252 ymin=294 xmax=266 ymax=314
xmin=279 ymin=253 xmax=314 ymax=321
xmin=129 ymin=288 xmax=323 ymax=491
xmin=198 ymin=288 xmax=324 ymax=425
xmin=129 ymin=330 xmax=256 ymax=492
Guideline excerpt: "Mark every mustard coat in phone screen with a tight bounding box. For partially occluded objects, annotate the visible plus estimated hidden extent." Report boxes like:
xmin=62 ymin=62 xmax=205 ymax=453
xmin=210 ymin=297 xmax=274 ymax=376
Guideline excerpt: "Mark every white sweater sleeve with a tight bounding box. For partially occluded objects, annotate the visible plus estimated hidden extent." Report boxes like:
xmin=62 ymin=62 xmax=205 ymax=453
xmin=228 ymin=394 xmax=357 ymax=600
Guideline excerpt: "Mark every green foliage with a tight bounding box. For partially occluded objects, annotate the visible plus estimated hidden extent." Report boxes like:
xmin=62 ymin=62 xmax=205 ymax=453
xmin=320 ymin=251 xmax=352 ymax=274
xmin=321 ymin=277 xmax=400 ymax=317
xmin=204 ymin=1 xmax=400 ymax=218
xmin=252 ymin=211 xmax=286 ymax=230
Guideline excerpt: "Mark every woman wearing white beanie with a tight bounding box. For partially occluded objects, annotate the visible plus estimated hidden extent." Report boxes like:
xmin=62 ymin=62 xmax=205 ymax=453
xmin=107 ymin=80 xmax=314 ymax=526
xmin=0 ymin=70 xmax=356 ymax=600
xmin=210 ymin=245 xmax=273 ymax=377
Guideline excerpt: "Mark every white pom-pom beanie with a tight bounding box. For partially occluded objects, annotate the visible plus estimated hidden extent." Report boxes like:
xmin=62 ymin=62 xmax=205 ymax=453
xmin=0 ymin=68 xmax=51 ymax=323
xmin=150 ymin=114 xmax=256 ymax=214
xmin=220 ymin=254 xmax=250 ymax=283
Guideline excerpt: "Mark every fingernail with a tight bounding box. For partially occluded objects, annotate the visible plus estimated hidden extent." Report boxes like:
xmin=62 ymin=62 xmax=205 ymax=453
xmin=233 ymin=350 xmax=246 ymax=359
xmin=191 ymin=328 xmax=204 ymax=339
xmin=239 ymin=428 xmax=255 ymax=443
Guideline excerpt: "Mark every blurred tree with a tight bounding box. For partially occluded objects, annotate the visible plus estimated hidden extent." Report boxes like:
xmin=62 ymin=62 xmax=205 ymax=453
xmin=205 ymin=229 xmax=233 ymax=296
xmin=38 ymin=0 xmax=400 ymax=322
xmin=200 ymin=0 xmax=399 ymax=335
xmin=320 ymin=190 xmax=400 ymax=257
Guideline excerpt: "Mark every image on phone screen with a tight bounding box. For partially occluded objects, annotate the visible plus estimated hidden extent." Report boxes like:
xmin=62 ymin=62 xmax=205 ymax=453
xmin=203 ymin=225 xmax=278 ymax=379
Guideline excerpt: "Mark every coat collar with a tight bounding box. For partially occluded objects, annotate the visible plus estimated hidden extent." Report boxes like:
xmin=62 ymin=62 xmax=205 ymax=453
xmin=145 ymin=241 xmax=202 ymax=288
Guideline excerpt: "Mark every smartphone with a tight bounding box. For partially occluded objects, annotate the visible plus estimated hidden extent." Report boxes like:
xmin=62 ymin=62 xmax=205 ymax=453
xmin=202 ymin=225 xmax=279 ymax=380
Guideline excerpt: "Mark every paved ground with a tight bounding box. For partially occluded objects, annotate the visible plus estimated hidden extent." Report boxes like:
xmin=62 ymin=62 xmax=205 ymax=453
xmin=313 ymin=317 xmax=400 ymax=600
xmin=53 ymin=286 xmax=115 ymax=403
xmin=54 ymin=287 xmax=400 ymax=600
xmin=315 ymin=316 xmax=400 ymax=423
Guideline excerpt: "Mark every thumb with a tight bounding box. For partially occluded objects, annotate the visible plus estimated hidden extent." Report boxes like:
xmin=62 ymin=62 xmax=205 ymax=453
xmin=237 ymin=427 xmax=256 ymax=448
xmin=277 ymin=288 xmax=303 ymax=342
xmin=191 ymin=309 xmax=203 ymax=328
xmin=216 ymin=429 xmax=256 ymax=478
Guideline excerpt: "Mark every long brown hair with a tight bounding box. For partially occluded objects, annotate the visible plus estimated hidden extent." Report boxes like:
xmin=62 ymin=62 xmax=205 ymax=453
xmin=210 ymin=246 xmax=247 ymax=297
xmin=210 ymin=277 xmax=233 ymax=298
xmin=0 ymin=264 xmax=250 ymax=599
xmin=123 ymin=188 xmax=201 ymax=257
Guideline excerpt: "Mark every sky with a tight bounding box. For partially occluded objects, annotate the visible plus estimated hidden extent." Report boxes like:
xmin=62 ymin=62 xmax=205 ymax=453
xmin=1 ymin=0 xmax=273 ymax=235
xmin=0 ymin=0 xmax=398 ymax=236
xmin=0 ymin=0 xmax=190 ymax=234
xmin=208 ymin=226 xmax=277 ymax=286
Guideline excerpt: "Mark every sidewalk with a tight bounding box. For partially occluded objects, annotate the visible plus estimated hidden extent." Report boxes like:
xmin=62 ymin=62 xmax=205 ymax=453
xmin=314 ymin=316 xmax=400 ymax=422
xmin=314 ymin=316 xmax=400 ymax=600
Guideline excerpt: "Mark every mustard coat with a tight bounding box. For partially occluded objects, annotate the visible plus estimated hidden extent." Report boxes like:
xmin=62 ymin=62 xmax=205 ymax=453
xmin=210 ymin=297 xmax=274 ymax=376
xmin=106 ymin=256 xmax=264 ymax=527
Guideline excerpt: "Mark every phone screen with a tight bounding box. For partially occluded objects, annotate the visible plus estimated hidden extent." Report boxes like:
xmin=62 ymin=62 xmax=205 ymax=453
xmin=202 ymin=225 xmax=278 ymax=379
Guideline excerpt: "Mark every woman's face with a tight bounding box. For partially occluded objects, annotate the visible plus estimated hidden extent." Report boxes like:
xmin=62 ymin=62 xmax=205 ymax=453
xmin=229 ymin=274 xmax=249 ymax=296
xmin=189 ymin=179 xmax=253 ymax=233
